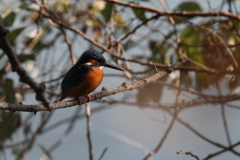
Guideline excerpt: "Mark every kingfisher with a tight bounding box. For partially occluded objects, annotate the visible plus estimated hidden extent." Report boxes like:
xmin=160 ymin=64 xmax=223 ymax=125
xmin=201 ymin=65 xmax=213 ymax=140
xmin=60 ymin=49 xmax=124 ymax=104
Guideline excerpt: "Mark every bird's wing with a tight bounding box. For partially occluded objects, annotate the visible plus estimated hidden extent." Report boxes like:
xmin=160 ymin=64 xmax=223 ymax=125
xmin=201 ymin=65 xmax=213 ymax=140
xmin=61 ymin=65 xmax=87 ymax=94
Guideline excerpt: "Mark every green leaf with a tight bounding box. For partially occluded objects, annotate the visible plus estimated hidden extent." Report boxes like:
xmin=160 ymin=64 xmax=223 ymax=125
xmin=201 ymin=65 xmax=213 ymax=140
xmin=33 ymin=40 xmax=49 ymax=52
xmin=148 ymin=31 xmax=175 ymax=63
xmin=4 ymin=78 xmax=14 ymax=95
xmin=101 ymin=2 xmax=113 ymax=21
xmin=19 ymin=4 xmax=29 ymax=10
xmin=181 ymin=27 xmax=205 ymax=59
xmin=54 ymin=0 xmax=71 ymax=12
xmin=132 ymin=8 xmax=146 ymax=22
xmin=130 ymin=2 xmax=146 ymax=22
xmin=173 ymin=1 xmax=202 ymax=24
xmin=114 ymin=14 xmax=126 ymax=27
xmin=17 ymin=54 xmax=35 ymax=63
xmin=24 ymin=26 xmax=51 ymax=52
xmin=2 ymin=78 xmax=21 ymax=103
xmin=2 ymin=11 xmax=16 ymax=27
xmin=38 ymin=145 xmax=53 ymax=160
xmin=0 ymin=111 xmax=21 ymax=142
xmin=8 ymin=27 xmax=25 ymax=45
xmin=174 ymin=1 xmax=202 ymax=12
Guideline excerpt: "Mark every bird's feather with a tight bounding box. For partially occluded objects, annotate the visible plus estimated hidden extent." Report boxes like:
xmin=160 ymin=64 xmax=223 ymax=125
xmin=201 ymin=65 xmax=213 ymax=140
xmin=61 ymin=65 xmax=88 ymax=94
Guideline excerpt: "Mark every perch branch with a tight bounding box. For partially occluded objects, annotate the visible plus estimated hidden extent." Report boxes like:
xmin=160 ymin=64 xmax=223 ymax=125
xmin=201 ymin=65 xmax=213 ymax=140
xmin=0 ymin=58 xmax=188 ymax=112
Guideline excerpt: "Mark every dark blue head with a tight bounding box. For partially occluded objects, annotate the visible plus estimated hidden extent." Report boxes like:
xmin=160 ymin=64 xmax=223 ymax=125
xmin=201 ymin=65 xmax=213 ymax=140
xmin=76 ymin=50 xmax=124 ymax=71
xmin=76 ymin=50 xmax=105 ymax=65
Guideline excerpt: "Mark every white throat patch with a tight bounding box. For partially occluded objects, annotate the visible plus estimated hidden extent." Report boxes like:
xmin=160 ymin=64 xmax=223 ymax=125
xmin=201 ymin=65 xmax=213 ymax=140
xmin=82 ymin=62 xmax=92 ymax=65
xmin=81 ymin=62 xmax=104 ymax=70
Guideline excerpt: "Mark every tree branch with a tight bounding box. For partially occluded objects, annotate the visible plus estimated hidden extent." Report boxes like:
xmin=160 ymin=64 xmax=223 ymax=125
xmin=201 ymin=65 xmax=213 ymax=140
xmin=177 ymin=151 xmax=200 ymax=160
xmin=203 ymin=141 xmax=240 ymax=160
xmin=0 ymin=17 xmax=51 ymax=110
xmin=85 ymin=103 xmax=94 ymax=160
xmin=0 ymin=58 xmax=188 ymax=112
xmin=105 ymin=0 xmax=240 ymax=21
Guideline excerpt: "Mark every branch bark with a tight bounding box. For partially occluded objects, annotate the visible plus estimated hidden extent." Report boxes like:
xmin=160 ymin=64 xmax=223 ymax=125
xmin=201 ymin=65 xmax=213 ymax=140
xmin=0 ymin=17 xmax=51 ymax=110
xmin=0 ymin=58 xmax=188 ymax=112
xmin=85 ymin=103 xmax=94 ymax=160
xmin=105 ymin=0 xmax=240 ymax=21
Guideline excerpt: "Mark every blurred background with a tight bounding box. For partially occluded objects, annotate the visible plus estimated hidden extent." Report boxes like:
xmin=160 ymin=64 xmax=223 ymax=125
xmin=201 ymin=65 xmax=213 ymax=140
xmin=1 ymin=0 xmax=240 ymax=159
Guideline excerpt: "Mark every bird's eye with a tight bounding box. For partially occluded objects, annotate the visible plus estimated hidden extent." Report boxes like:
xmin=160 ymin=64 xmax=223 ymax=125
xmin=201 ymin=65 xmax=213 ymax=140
xmin=100 ymin=61 xmax=105 ymax=65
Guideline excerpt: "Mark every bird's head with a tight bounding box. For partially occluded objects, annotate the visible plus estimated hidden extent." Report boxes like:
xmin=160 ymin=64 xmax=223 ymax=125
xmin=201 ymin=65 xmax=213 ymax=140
xmin=76 ymin=50 xmax=124 ymax=71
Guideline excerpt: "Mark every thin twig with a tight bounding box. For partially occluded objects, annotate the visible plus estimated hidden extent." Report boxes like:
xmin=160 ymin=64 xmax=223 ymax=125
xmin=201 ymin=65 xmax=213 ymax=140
xmin=216 ymin=82 xmax=232 ymax=146
xmin=203 ymin=141 xmax=240 ymax=160
xmin=221 ymin=104 xmax=232 ymax=145
xmin=97 ymin=99 xmax=240 ymax=157
xmin=168 ymin=112 xmax=240 ymax=156
xmin=177 ymin=151 xmax=200 ymax=160
xmin=143 ymin=109 xmax=178 ymax=160
xmin=17 ymin=113 xmax=52 ymax=159
xmin=98 ymin=147 xmax=108 ymax=160
xmin=85 ymin=103 xmax=94 ymax=160
xmin=59 ymin=27 xmax=76 ymax=65
xmin=39 ymin=107 xmax=82 ymax=160
xmin=158 ymin=0 xmax=180 ymax=43
xmin=192 ymin=22 xmax=238 ymax=68
xmin=20 ymin=5 xmax=240 ymax=75
xmin=105 ymin=0 xmax=240 ymax=21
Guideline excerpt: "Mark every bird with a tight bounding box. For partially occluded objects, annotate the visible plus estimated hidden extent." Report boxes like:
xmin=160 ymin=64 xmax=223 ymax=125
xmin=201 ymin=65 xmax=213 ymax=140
xmin=60 ymin=49 xmax=124 ymax=104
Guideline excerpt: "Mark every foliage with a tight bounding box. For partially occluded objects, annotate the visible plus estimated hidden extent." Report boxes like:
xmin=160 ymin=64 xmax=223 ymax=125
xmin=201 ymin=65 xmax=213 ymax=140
xmin=0 ymin=0 xmax=240 ymax=160
xmin=0 ymin=111 xmax=21 ymax=142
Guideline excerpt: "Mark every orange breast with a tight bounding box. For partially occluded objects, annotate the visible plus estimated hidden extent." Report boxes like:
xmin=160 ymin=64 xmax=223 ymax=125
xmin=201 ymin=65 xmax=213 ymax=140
xmin=60 ymin=66 xmax=103 ymax=100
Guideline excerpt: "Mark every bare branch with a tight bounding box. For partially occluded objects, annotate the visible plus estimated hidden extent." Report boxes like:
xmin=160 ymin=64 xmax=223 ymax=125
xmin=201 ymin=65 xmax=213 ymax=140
xmin=105 ymin=0 xmax=240 ymax=21
xmin=0 ymin=58 xmax=188 ymax=112
xmin=17 ymin=113 xmax=52 ymax=159
xmin=39 ymin=107 xmax=82 ymax=160
xmin=0 ymin=17 xmax=51 ymax=110
xmin=85 ymin=103 xmax=94 ymax=160
xmin=143 ymin=109 xmax=178 ymax=160
xmin=99 ymin=148 xmax=108 ymax=160
xmin=177 ymin=151 xmax=200 ymax=160
xmin=203 ymin=141 xmax=240 ymax=160
xmin=192 ymin=22 xmax=238 ymax=68
xmin=59 ymin=27 xmax=76 ymax=65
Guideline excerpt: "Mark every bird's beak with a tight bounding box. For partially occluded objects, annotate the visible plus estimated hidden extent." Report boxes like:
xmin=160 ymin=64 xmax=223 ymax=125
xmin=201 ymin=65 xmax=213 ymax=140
xmin=103 ymin=63 xmax=124 ymax=71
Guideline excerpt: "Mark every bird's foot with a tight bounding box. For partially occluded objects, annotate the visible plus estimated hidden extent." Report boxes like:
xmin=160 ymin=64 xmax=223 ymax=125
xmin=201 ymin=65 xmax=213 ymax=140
xmin=84 ymin=95 xmax=91 ymax=102
xmin=77 ymin=97 xmax=83 ymax=105
xmin=77 ymin=95 xmax=91 ymax=105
